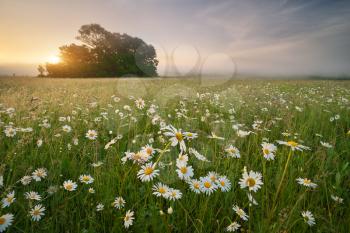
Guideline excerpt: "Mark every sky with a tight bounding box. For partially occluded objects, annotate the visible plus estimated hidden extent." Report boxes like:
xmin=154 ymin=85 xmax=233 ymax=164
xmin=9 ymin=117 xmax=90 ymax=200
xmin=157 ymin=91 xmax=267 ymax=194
xmin=0 ymin=0 xmax=349 ymax=76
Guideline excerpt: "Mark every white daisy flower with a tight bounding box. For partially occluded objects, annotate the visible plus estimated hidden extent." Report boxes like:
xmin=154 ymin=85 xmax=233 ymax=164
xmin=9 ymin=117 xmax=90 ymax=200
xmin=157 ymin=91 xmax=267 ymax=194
xmin=2 ymin=191 xmax=15 ymax=208
xmin=276 ymin=140 xmax=310 ymax=151
xmin=112 ymin=196 xmax=125 ymax=209
xmin=239 ymin=170 xmax=263 ymax=192
xmin=188 ymin=148 xmax=209 ymax=162
xmin=225 ymin=145 xmax=240 ymax=158
xmin=176 ymin=164 xmax=194 ymax=180
xmin=0 ymin=213 xmax=14 ymax=232
xmin=4 ymin=127 xmax=16 ymax=137
xmin=301 ymin=210 xmax=316 ymax=226
xmin=216 ymin=176 xmax=231 ymax=192
xmin=320 ymin=141 xmax=333 ymax=148
xmin=21 ymin=175 xmax=32 ymax=185
xmin=199 ymin=177 xmax=217 ymax=195
xmin=162 ymin=125 xmax=186 ymax=152
xmin=32 ymin=168 xmax=47 ymax=182
xmin=124 ymin=210 xmax=134 ymax=228
xmin=232 ymin=205 xmax=248 ymax=221
xmin=137 ymin=162 xmax=159 ymax=182
xmin=165 ymin=188 xmax=182 ymax=201
xmin=30 ymin=204 xmax=45 ymax=221
xmin=330 ymin=195 xmax=343 ymax=204
xmin=141 ymin=144 xmax=156 ymax=156
xmin=188 ymin=179 xmax=201 ymax=194
xmin=96 ymin=203 xmax=104 ymax=212
xmin=296 ymin=178 xmax=317 ymax=188
xmin=261 ymin=142 xmax=277 ymax=160
xmin=79 ymin=174 xmax=94 ymax=184
xmin=62 ymin=125 xmax=72 ymax=133
xmin=86 ymin=129 xmax=98 ymax=140
xmin=135 ymin=98 xmax=145 ymax=109
xmin=152 ymin=183 xmax=169 ymax=197
xmin=184 ymin=132 xmax=198 ymax=140
xmin=63 ymin=180 xmax=77 ymax=191
xmin=226 ymin=221 xmax=241 ymax=232
xmin=24 ymin=191 xmax=41 ymax=201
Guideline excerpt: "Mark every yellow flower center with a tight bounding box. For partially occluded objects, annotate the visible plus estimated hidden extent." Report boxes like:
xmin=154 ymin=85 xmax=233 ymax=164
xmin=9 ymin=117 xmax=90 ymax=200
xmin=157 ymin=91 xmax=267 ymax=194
xmin=83 ymin=177 xmax=90 ymax=182
xmin=210 ymin=176 xmax=216 ymax=182
xmin=65 ymin=184 xmax=73 ymax=190
xmin=33 ymin=209 xmax=40 ymax=216
xmin=175 ymin=132 xmax=183 ymax=141
xmin=146 ymin=148 xmax=153 ymax=155
xmin=125 ymin=216 xmax=130 ymax=221
xmin=287 ymin=141 xmax=298 ymax=147
xmin=204 ymin=181 xmax=212 ymax=188
xmin=144 ymin=167 xmax=154 ymax=175
xmin=263 ymin=148 xmax=269 ymax=154
xmin=159 ymin=187 xmax=166 ymax=194
xmin=246 ymin=178 xmax=256 ymax=187
xmin=187 ymin=133 xmax=193 ymax=137
xmin=180 ymin=167 xmax=187 ymax=174
xmin=0 ymin=217 xmax=5 ymax=225
xmin=220 ymin=181 xmax=225 ymax=186
xmin=194 ymin=183 xmax=200 ymax=189
xmin=303 ymin=178 xmax=311 ymax=184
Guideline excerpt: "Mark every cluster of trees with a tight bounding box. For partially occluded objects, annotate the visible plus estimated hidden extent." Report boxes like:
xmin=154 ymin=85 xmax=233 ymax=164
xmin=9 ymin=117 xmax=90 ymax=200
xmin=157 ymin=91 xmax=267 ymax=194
xmin=38 ymin=24 xmax=158 ymax=77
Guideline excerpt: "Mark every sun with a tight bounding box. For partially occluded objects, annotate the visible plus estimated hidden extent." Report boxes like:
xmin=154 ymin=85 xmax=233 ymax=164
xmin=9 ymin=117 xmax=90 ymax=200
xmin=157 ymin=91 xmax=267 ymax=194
xmin=48 ymin=55 xmax=61 ymax=64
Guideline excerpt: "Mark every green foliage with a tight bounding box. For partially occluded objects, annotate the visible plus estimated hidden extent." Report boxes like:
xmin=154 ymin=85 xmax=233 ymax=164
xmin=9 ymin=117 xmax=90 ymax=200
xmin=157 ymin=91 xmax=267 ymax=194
xmin=44 ymin=24 xmax=158 ymax=78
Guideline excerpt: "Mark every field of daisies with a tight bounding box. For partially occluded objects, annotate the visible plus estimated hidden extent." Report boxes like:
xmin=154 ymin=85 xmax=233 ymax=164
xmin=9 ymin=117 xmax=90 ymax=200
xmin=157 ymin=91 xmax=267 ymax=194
xmin=0 ymin=77 xmax=349 ymax=232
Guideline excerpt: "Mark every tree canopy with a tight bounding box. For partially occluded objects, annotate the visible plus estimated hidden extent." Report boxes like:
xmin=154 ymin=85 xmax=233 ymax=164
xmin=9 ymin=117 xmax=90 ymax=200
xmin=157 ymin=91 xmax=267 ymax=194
xmin=41 ymin=24 xmax=158 ymax=77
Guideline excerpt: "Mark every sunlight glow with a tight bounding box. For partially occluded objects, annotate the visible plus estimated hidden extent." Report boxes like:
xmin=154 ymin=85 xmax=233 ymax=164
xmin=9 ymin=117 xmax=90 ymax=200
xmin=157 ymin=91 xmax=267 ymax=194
xmin=48 ymin=56 xmax=61 ymax=64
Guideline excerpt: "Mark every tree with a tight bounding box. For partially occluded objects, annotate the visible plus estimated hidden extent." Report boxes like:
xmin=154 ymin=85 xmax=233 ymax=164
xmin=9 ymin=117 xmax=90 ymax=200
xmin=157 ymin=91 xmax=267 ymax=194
xmin=37 ymin=65 xmax=45 ymax=77
xmin=44 ymin=24 xmax=158 ymax=77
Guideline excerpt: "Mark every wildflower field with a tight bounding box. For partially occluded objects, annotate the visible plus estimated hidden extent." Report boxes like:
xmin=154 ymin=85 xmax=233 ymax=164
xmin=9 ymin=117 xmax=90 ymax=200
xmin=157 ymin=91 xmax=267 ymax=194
xmin=0 ymin=77 xmax=349 ymax=233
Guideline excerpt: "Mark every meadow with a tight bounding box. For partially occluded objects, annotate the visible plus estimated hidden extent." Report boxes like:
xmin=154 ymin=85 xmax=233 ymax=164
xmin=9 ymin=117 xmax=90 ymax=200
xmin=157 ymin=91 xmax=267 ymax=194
xmin=0 ymin=77 xmax=349 ymax=233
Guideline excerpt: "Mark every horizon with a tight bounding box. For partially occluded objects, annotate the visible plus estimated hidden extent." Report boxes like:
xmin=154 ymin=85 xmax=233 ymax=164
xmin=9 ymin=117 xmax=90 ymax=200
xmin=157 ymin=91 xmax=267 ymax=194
xmin=1 ymin=0 xmax=350 ymax=77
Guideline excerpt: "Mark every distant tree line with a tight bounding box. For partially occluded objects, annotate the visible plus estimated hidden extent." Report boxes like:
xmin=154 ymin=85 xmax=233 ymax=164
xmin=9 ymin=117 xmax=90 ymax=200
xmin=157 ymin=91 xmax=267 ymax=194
xmin=38 ymin=24 xmax=158 ymax=77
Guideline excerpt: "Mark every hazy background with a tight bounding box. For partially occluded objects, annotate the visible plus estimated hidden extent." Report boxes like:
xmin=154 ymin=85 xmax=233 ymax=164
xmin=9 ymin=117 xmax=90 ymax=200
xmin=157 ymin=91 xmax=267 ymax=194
xmin=0 ymin=0 xmax=350 ymax=77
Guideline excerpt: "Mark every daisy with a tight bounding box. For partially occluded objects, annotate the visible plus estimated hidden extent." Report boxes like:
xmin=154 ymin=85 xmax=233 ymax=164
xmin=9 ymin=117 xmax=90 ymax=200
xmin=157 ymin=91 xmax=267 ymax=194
xmin=184 ymin=132 xmax=198 ymax=140
xmin=37 ymin=139 xmax=43 ymax=147
xmin=30 ymin=204 xmax=45 ymax=221
xmin=152 ymin=183 xmax=169 ymax=197
xmin=208 ymin=171 xmax=220 ymax=183
xmin=88 ymin=188 xmax=95 ymax=194
xmin=96 ymin=203 xmax=104 ymax=212
xmin=4 ymin=127 xmax=16 ymax=137
xmin=112 ymin=196 xmax=125 ymax=209
xmin=188 ymin=179 xmax=201 ymax=194
xmin=141 ymin=144 xmax=156 ymax=157
xmin=276 ymin=140 xmax=310 ymax=151
xmin=301 ymin=210 xmax=316 ymax=226
xmin=216 ymin=176 xmax=231 ymax=192
xmin=208 ymin=132 xmax=225 ymax=140
xmin=162 ymin=125 xmax=186 ymax=152
xmin=261 ymin=142 xmax=277 ymax=160
xmin=137 ymin=162 xmax=159 ymax=182
xmin=20 ymin=175 xmax=32 ymax=185
xmin=232 ymin=205 xmax=248 ymax=221
xmin=188 ymin=148 xmax=209 ymax=162
xmin=86 ymin=130 xmax=98 ymax=140
xmin=320 ymin=141 xmax=332 ymax=148
xmin=165 ymin=188 xmax=182 ymax=201
xmin=62 ymin=125 xmax=72 ymax=133
xmin=239 ymin=170 xmax=263 ymax=192
xmin=226 ymin=221 xmax=241 ymax=232
xmin=79 ymin=174 xmax=94 ymax=184
xmin=331 ymin=195 xmax=343 ymax=204
xmin=225 ymin=145 xmax=240 ymax=158
xmin=63 ymin=180 xmax=77 ymax=191
xmin=296 ymin=178 xmax=317 ymax=188
xmin=2 ymin=191 xmax=15 ymax=208
xmin=135 ymin=98 xmax=145 ymax=109
xmin=200 ymin=177 xmax=217 ymax=195
xmin=176 ymin=164 xmax=194 ymax=180
xmin=124 ymin=210 xmax=134 ymax=228
xmin=32 ymin=168 xmax=47 ymax=181
xmin=0 ymin=213 xmax=14 ymax=232
xmin=237 ymin=130 xmax=251 ymax=138
xmin=24 ymin=191 xmax=41 ymax=201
